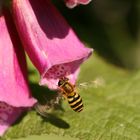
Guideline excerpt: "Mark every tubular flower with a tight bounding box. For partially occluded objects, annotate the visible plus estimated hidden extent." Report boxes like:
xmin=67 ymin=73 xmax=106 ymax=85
xmin=0 ymin=0 xmax=92 ymax=136
xmin=0 ymin=10 xmax=36 ymax=135
xmin=65 ymin=0 xmax=92 ymax=8
xmin=12 ymin=0 xmax=93 ymax=90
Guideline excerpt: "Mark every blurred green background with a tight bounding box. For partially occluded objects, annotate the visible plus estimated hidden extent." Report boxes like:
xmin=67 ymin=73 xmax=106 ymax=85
xmin=55 ymin=0 xmax=140 ymax=69
xmin=2 ymin=1 xmax=140 ymax=140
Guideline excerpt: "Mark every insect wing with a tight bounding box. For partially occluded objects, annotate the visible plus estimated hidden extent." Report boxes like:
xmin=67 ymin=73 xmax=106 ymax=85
xmin=34 ymin=103 xmax=49 ymax=117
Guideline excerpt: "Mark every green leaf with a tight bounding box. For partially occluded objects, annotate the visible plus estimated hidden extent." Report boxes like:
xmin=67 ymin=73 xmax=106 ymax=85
xmin=2 ymin=54 xmax=140 ymax=140
xmin=13 ymin=134 xmax=78 ymax=140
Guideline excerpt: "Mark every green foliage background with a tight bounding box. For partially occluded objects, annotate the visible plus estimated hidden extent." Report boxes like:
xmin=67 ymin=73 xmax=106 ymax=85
xmin=55 ymin=0 xmax=140 ymax=69
xmin=1 ymin=53 xmax=140 ymax=140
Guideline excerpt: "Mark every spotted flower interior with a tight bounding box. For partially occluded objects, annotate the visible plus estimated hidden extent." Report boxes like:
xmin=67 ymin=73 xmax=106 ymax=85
xmin=41 ymin=60 xmax=83 ymax=89
xmin=0 ymin=102 xmax=22 ymax=136
xmin=46 ymin=64 xmax=70 ymax=79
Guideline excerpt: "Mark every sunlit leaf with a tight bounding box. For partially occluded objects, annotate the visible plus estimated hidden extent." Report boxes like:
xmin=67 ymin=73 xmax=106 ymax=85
xmin=2 ymin=54 xmax=140 ymax=140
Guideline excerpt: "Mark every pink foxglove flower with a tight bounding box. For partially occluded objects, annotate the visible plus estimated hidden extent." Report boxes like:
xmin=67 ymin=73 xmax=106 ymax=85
xmin=12 ymin=0 xmax=93 ymax=90
xmin=0 ymin=0 xmax=92 ymax=136
xmin=65 ymin=0 xmax=92 ymax=8
xmin=0 ymin=9 xmax=36 ymax=135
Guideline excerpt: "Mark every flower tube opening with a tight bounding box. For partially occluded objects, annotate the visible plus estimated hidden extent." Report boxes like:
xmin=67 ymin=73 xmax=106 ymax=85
xmin=0 ymin=102 xmax=23 ymax=136
xmin=40 ymin=51 xmax=92 ymax=89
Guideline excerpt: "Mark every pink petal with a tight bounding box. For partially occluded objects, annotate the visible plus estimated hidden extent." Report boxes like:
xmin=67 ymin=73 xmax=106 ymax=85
xmin=0 ymin=102 xmax=22 ymax=136
xmin=0 ymin=10 xmax=37 ymax=107
xmin=12 ymin=0 xmax=93 ymax=90
xmin=65 ymin=0 xmax=92 ymax=8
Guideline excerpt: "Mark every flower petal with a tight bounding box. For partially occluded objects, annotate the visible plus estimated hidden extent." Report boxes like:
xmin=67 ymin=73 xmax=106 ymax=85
xmin=0 ymin=9 xmax=36 ymax=107
xmin=65 ymin=0 xmax=92 ymax=8
xmin=0 ymin=102 xmax=22 ymax=136
xmin=12 ymin=0 xmax=93 ymax=90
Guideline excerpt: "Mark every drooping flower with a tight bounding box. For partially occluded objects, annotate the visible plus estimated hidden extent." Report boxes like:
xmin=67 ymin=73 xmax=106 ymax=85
xmin=65 ymin=0 xmax=92 ymax=8
xmin=0 ymin=0 xmax=92 ymax=136
xmin=12 ymin=0 xmax=93 ymax=90
xmin=0 ymin=9 xmax=36 ymax=135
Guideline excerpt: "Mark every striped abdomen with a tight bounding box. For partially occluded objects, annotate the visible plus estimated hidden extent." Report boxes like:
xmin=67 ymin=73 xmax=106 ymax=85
xmin=67 ymin=92 xmax=83 ymax=112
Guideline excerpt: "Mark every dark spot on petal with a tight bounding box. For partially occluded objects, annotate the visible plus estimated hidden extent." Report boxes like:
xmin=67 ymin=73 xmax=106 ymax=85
xmin=50 ymin=76 xmax=53 ymax=79
xmin=60 ymin=71 xmax=63 ymax=73
xmin=61 ymin=66 xmax=64 ymax=69
xmin=49 ymin=69 xmax=53 ymax=72
xmin=57 ymin=72 xmax=60 ymax=75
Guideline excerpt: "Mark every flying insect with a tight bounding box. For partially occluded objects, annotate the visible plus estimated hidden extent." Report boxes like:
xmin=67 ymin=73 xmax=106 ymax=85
xmin=58 ymin=77 xmax=83 ymax=112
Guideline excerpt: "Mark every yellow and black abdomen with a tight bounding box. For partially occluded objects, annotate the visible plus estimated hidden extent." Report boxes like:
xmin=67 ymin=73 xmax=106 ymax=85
xmin=67 ymin=92 xmax=83 ymax=112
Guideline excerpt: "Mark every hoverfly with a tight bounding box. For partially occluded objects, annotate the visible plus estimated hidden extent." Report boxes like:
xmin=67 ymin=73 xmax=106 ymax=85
xmin=58 ymin=77 xmax=83 ymax=112
xmin=35 ymin=76 xmax=104 ymax=116
xmin=35 ymin=77 xmax=83 ymax=116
